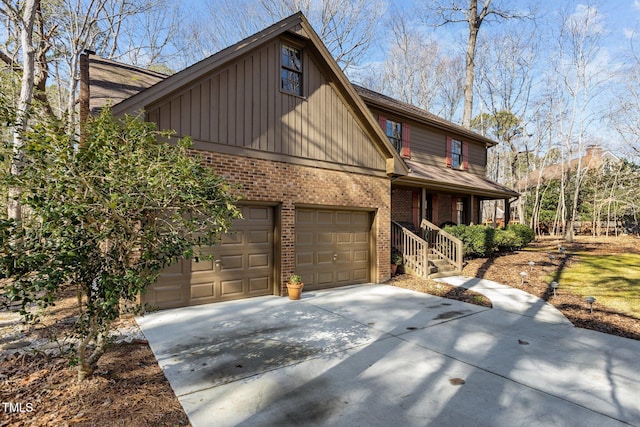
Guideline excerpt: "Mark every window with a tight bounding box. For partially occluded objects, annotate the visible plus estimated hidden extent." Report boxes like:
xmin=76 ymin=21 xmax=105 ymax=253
xmin=386 ymin=120 xmax=403 ymax=153
xmin=281 ymin=44 xmax=302 ymax=96
xmin=446 ymin=137 xmax=468 ymax=170
xmin=378 ymin=115 xmax=410 ymax=158
xmin=451 ymin=139 xmax=462 ymax=169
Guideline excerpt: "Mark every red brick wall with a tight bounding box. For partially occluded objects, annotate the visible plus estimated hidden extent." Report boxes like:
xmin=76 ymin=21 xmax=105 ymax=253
xmin=438 ymin=194 xmax=454 ymax=226
xmin=189 ymin=149 xmax=391 ymax=293
xmin=391 ymin=187 xmax=414 ymax=225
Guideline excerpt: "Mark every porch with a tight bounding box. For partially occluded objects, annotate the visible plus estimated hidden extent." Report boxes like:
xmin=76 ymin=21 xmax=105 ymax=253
xmin=390 ymin=181 xmax=519 ymax=279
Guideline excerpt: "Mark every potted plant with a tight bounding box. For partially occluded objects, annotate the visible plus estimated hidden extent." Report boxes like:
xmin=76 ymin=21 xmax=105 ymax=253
xmin=286 ymin=274 xmax=304 ymax=300
xmin=391 ymin=251 xmax=403 ymax=275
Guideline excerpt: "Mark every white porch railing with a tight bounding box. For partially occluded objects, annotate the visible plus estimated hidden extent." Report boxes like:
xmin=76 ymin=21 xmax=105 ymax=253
xmin=391 ymin=221 xmax=430 ymax=278
xmin=420 ymin=219 xmax=463 ymax=273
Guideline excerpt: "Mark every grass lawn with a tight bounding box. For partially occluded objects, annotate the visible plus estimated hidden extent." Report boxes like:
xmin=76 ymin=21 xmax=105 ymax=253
xmin=552 ymin=251 xmax=640 ymax=318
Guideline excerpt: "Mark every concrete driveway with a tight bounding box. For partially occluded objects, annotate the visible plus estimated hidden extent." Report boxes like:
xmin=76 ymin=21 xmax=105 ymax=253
xmin=136 ymin=283 xmax=640 ymax=427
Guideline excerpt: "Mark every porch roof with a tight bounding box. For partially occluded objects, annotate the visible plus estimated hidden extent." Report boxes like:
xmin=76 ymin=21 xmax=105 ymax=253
xmin=399 ymin=160 xmax=520 ymax=199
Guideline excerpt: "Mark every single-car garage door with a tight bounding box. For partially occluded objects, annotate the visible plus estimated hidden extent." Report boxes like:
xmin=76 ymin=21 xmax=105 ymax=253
xmin=295 ymin=208 xmax=372 ymax=290
xmin=144 ymin=205 xmax=274 ymax=309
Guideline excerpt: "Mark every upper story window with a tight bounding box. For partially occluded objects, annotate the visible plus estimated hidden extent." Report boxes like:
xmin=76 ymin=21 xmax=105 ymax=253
xmin=386 ymin=120 xmax=403 ymax=153
xmin=446 ymin=137 xmax=468 ymax=170
xmin=378 ymin=115 xmax=410 ymax=158
xmin=281 ymin=44 xmax=302 ymax=96
xmin=451 ymin=139 xmax=462 ymax=169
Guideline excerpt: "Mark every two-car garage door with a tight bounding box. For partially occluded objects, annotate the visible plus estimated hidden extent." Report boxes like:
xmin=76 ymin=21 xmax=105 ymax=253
xmin=144 ymin=205 xmax=373 ymax=309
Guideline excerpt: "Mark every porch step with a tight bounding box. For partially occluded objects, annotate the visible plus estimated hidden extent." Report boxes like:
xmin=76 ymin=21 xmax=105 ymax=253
xmin=428 ymin=269 xmax=460 ymax=279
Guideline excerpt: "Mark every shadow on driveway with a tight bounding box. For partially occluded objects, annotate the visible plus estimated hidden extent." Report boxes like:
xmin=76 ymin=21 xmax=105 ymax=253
xmin=137 ymin=284 xmax=640 ymax=427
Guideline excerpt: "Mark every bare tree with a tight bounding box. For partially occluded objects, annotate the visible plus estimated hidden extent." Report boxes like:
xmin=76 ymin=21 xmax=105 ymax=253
xmin=186 ymin=0 xmax=385 ymax=73
xmin=473 ymin=27 xmax=538 ymax=221
xmin=1 ymin=0 xmax=39 ymax=220
xmin=610 ymin=33 xmax=640 ymax=158
xmin=357 ymin=5 xmax=464 ymax=120
xmin=40 ymin=0 xmax=182 ymax=129
xmin=551 ymin=3 xmax=612 ymax=242
xmin=419 ymin=0 xmax=533 ymax=127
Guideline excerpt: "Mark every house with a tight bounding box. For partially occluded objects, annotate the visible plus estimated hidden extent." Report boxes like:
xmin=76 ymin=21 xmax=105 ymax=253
xmin=517 ymin=145 xmax=622 ymax=234
xmin=84 ymin=12 xmax=518 ymax=309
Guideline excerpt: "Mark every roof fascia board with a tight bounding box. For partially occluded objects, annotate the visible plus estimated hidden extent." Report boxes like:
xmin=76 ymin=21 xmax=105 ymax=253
xmin=112 ymin=13 xmax=304 ymax=116
xmin=396 ymin=175 xmax=519 ymax=199
xmin=360 ymin=94 xmax=498 ymax=148
xmin=294 ymin=16 xmax=408 ymax=176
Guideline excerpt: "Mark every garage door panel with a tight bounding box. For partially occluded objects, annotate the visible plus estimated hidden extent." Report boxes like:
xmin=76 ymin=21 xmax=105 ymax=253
xmin=248 ymin=253 xmax=269 ymax=268
xmin=160 ymin=261 xmax=184 ymax=276
xmin=220 ymin=255 xmax=243 ymax=270
xmin=354 ymin=232 xmax=368 ymax=243
xmin=354 ymin=250 xmax=368 ymax=262
xmin=336 ymin=233 xmax=352 ymax=244
xmin=220 ymin=279 xmax=243 ymax=296
xmin=317 ymin=251 xmax=334 ymax=264
xmin=246 ymin=206 xmax=269 ymax=221
xmin=317 ymin=211 xmax=334 ymax=224
xmin=336 ymin=212 xmax=352 ymax=224
xmin=296 ymin=210 xmax=314 ymax=224
xmin=333 ymin=250 xmax=352 ymax=262
xmin=297 ymin=231 xmax=314 ymax=245
xmin=352 ymin=212 xmax=370 ymax=226
xmin=191 ymin=258 xmax=214 ymax=272
xmin=336 ymin=271 xmax=351 ymax=282
xmin=317 ymin=271 xmax=334 ymax=284
xmin=318 ymin=232 xmax=334 ymax=244
xmin=249 ymin=277 xmax=270 ymax=293
xmin=221 ymin=231 xmax=243 ymax=245
xmin=296 ymin=251 xmax=314 ymax=266
xmin=353 ymin=269 xmax=368 ymax=281
xmin=248 ymin=230 xmax=269 ymax=244
xmin=152 ymin=287 xmax=185 ymax=308
xmin=191 ymin=282 xmax=215 ymax=299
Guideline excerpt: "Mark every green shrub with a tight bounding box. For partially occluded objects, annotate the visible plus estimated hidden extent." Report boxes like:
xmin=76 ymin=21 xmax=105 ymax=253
xmin=443 ymin=223 xmax=535 ymax=258
xmin=444 ymin=224 xmax=495 ymax=258
xmin=507 ymin=223 xmax=535 ymax=246
xmin=494 ymin=228 xmax=520 ymax=252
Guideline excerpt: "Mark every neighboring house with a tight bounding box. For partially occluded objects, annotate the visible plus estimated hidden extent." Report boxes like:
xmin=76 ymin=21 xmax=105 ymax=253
xmin=517 ymin=145 xmax=622 ymax=234
xmin=84 ymin=12 xmax=517 ymax=309
xmin=518 ymin=145 xmax=620 ymax=190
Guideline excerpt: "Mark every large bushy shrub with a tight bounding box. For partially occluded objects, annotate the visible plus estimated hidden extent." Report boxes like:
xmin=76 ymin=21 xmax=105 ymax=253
xmin=507 ymin=223 xmax=535 ymax=246
xmin=443 ymin=224 xmax=534 ymax=258
xmin=1 ymin=110 xmax=240 ymax=381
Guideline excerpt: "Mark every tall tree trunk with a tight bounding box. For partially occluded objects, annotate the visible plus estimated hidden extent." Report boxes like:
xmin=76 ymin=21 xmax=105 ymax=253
xmin=8 ymin=0 xmax=39 ymax=220
xmin=463 ymin=4 xmax=479 ymax=128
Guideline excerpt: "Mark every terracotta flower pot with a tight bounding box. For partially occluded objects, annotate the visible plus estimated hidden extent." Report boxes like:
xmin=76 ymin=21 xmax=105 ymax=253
xmin=287 ymin=283 xmax=304 ymax=300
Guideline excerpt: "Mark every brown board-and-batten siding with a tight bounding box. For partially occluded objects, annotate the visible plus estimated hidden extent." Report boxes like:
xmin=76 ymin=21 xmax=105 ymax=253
xmin=145 ymin=39 xmax=385 ymax=172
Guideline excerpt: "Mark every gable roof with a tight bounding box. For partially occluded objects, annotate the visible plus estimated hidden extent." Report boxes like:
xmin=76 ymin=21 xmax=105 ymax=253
xmin=88 ymin=55 xmax=167 ymax=114
xmin=109 ymin=12 xmax=407 ymax=176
